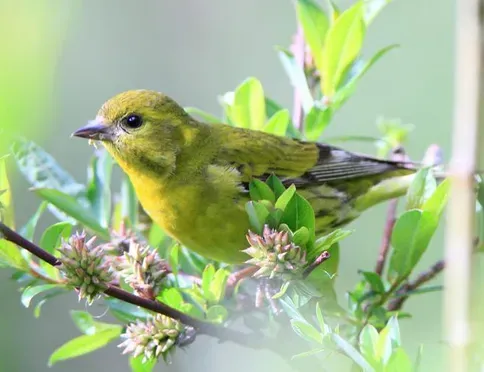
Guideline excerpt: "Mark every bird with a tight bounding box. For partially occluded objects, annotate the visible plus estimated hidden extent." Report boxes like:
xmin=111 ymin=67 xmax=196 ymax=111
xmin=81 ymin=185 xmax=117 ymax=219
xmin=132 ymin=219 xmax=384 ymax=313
xmin=73 ymin=89 xmax=416 ymax=264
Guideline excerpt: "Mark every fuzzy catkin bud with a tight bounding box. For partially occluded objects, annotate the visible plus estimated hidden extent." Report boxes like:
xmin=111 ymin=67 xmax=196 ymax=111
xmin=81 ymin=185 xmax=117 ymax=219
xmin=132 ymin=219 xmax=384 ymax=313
xmin=118 ymin=314 xmax=188 ymax=363
xmin=119 ymin=241 xmax=170 ymax=299
xmin=243 ymin=225 xmax=307 ymax=279
xmin=58 ymin=231 xmax=114 ymax=304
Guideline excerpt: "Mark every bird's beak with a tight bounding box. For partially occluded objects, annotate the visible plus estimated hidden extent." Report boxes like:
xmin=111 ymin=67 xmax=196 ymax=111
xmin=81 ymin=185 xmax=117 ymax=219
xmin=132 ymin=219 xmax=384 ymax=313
xmin=72 ymin=119 xmax=114 ymax=141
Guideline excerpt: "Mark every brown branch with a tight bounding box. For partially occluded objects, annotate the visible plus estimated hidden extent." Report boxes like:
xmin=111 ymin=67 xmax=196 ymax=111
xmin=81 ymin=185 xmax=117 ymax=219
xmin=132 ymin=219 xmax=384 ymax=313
xmin=387 ymin=260 xmax=445 ymax=311
xmin=0 ymin=221 xmax=282 ymax=353
xmin=375 ymin=199 xmax=398 ymax=276
xmin=303 ymin=250 xmax=330 ymax=279
xmin=225 ymin=266 xmax=258 ymax=298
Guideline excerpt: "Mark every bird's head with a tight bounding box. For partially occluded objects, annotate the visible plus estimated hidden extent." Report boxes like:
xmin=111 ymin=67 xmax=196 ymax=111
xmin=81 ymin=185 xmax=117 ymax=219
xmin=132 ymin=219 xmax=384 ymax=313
xmin=73 ymin=90 xmax=198 ymax=177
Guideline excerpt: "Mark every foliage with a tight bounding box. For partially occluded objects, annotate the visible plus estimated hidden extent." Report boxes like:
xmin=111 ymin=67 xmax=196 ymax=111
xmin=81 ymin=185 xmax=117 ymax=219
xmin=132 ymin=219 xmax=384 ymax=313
xmin=0 ymin=1 xmax=454 ymax=371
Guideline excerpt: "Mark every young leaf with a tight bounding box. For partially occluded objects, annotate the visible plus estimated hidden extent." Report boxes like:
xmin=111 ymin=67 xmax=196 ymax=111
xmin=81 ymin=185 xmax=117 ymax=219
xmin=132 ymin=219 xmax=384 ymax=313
xmin=20 ymin=201 xmax=47 ymax=240
xmin=422 ymin=178 xmax=450 ymax=218
xmin=308 ymin=228 xmax=352 ymax=260
xmin=245 ymin=201 xmax=270 ymax=234
xmin=263 ymin=109 xmax=290 ymax=137
xmin=210 ymin=268 xmax=230 ymax=303
xmin=361 ymin=271 xmax=385 ymax=294
xmin=265 ymin=174 xmax=286 ymax=199
xmin=386 ymin=348 xmax=413 ymax=372
xmin=48 ymin=327 xmax=122 ymax=366
xmin=130 ymin=355 xmax=157 ymax=372
xmin=388 ymin=210 xmax=438 ymax=281
xmin=158 ymin=287 xmax=184 ymax=309
xmin=293 ymin=226 xmax=310 ymax=247
xmin=265 ymin=97 xmax=301 ymax=139
xmin=280 ymin=193 xmax=315 ymax=239
xmin=34 ymin=188 xmax=109 ymax=240
xmin=304 ymin=105 xmax=333 ymax=141
xmin=39 ymin=222 xmax=73 ymax=253
xmin=249 ymin=179 xmax=276 ymax=203
xmin=70 ymin=311 xmax=119 ymax=336
xmin=322 ymin=1 xmax=366 ymax=97
xmin=405 ymin=167 xmax=436 ymax=210
xmin=87 ymin=149 xmax=113 ymax=228
xmin=332 ymin=333 xmax=374 ymax=371
xmin=384 ymin=316 xmax=401 ymax=347
xmin=374 ymin=325 xmax=393 ymax=364
xmin=359 ymin=324 xmax=380 ymax=365
xmin=11 ymin=139 xmax=88 ymax=221
xmin=21 ymin=284 xmax=64 ymax=308
xmin=230 ymin=77 xmax=266 ymax=129
xmin=332 ymin=44 xmax=398 ymax=110
xmin=105 ymin=298 xmax=151 ymax=323
xmin=121 ymin=176 xmax=138 ymax=228
xmin=148 ymin=223 xmax=166 ymax=248
xmin=202 ymin=264 xmax=216 ymax=302
xmin=277 ymin=48 xmax=314 ymax=113
xmin=0 ymin=157 xmax=27 ymax=270
xmin=364 ymin=0 xmax=393 ymax=25
xmin=206 ymin=305 xmax=228 ymax=323
xmin=295 ymin=0 xmax=329 ymax=72
xmin=291 ymin=320 xmax=323 ymax=344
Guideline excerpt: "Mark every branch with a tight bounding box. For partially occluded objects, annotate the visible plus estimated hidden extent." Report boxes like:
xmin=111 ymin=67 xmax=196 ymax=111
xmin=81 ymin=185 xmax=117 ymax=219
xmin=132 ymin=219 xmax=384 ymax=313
xmin=0 ymin=221 xmax=283 ymax=353
xmin=303 ymin=250 xmax=330 ymax=279
xmin=387 ymin=260 xmax=445 ymax=311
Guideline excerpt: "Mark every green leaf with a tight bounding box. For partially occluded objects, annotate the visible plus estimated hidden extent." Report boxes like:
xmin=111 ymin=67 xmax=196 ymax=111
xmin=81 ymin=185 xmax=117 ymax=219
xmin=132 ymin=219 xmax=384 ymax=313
xmin=70 ymin=310 xmax=120 ymax=336
xmin=322 ymin=1 xmax=366 ymax=97
xmin=405 ymin=168 xmax=436 ymax=210
xmin=121 ymin=176 xmax=138 ymax=227
xmin=315 ymin=302 xmax=328 ymax=333
xmin=263 ymin=109 xmax=290 ymax=137
xmin=304 ymin=104 xmax=333 ymax=141
xmin=275 ymin=184 xmax=297 ymax=210
xmin=48 ymin=327 xmax=122 ymax=366
xmin=39 ymin=222 xmax=73 ymax=253
xmin=291 ymin=348 xmax=326 ymax=360
xmin=105 ymin=298 xmax=150 ymax=323
xmin=265 ymin=174 xmax=286 ymax=199
xmin=281 ymin=193 xmax=315 ymax=240
xmin=20 ymin=201 xmax=47 ymax=240
xmin=245 ymin=201 xmax=270 ymax=234
xmin=384 ymin=316 xmax=401 ymax=347
xmin=359 ymin=324 xmax=380 ymax=365
xmin=158 ymin=287 xmax=184 ymax=309
xmin=277 ymin=48 xmax=313 ymax=113
xmin=272 ymin=281 xmax=291 ymax=299
xmin=87 ymin=149 xmax=113 ymax=228
xmin=168 ymin=243 xmax=180 ymax=278
xmin=11 ymin=139 xmax=87 ymax=221
xmin=34 ymin=188 xmax=109 ymax=240
xmin=333 ymin=44 xmax=398 ymax=110
xmin=291 ymin=320 xmax=323 ymax=344
xmin=184 ymin=107 xmax=221 ymax=123
xmin=206 ymin=305 xmax=228 ymax=323
xmin=264 ymin=97 xmax=301 ymax=139
xmin=309 ymin=229 xmax=351 ymax=261
xmin=293 ymin=226 xmax=310 ymax=247
xmin=361 ymin=271 xmax=385 ymax=293
xmin=202 ymin=264 xmax=216 ymax=302
xmin=388 ymin=210 xmax=438 ymax=281
xmin=289 ymin=280 xmax=322 ymax=307
xmin=386 ymin=348 xmax=413 ymax=372
xmin=148 ymin=223 xmax=165 ymax=248
xmin=295 ymin=0 xmax=329 ymax=73
xmin=0 ymin=157 xmax=27 ymax=270
xmin=422 ymin=178 xmax=450 ymax=218
xmin=249 ymin=179 xmax=276 ymax=203
xmin=130 ymin=355 xmax=157 ymax=372
xmin=21 ymin=284 xmax=64 ymax=308
xmin=364 ymin=0 xmax=393 ymax=25
xmin=210 ymin=268 xmax=230 ymax=303
xmin=332 ymin=333 xmax=374 ymax=371
xmin=230 ymin=77 xmax=266 ymax=129
xmin=375 ymin=325 xmax=392 ymax=364
xmin=39 ymin=221 xmax=72 ymax=279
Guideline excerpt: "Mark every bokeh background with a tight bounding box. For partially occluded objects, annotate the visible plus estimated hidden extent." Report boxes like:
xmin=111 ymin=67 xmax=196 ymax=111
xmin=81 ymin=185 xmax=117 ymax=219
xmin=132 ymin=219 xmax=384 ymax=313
xmin=0 ymin=0 xmax=452 ymax=371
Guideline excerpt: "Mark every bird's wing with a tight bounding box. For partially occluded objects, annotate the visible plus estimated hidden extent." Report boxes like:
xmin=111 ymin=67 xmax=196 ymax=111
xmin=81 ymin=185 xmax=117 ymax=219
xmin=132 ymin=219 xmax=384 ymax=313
xmin=214 ymin=125 xmax=415 ymax=190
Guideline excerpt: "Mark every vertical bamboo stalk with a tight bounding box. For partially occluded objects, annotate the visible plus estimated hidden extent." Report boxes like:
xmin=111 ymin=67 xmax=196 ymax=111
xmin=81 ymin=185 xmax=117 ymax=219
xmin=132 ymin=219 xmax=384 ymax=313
xmin=444 ymin=0 xmax=482 ymax=370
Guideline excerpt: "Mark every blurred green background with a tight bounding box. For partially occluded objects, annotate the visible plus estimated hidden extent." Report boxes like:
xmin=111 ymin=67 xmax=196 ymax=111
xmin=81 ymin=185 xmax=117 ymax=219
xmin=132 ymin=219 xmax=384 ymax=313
xmin=0 ymin=0 xmax=452 ymax=371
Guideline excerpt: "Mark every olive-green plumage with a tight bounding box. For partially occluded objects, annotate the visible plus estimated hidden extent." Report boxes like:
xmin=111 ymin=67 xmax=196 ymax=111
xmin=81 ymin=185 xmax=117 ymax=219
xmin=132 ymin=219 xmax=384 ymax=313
xmin=73 ymin=90 xmax=415 ymax=263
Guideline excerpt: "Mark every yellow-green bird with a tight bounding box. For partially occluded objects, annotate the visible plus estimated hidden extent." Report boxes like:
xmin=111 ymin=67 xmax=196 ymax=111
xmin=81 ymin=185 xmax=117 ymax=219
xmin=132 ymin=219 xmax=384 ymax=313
xmin=73 ymin=90 xmax=415 ymax=264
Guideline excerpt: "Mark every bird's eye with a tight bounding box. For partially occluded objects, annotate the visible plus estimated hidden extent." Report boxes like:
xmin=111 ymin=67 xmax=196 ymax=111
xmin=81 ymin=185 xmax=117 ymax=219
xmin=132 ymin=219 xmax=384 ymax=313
xmin=122 ymin=114 xmax=143 ymax=129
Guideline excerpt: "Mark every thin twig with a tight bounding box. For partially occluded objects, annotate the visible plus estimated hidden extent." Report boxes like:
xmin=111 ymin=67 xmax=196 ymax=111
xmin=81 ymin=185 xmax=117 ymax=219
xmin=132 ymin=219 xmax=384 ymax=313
xmin=374 ymin=148 xmax=407 ymax=275
xmin=225 ymin=266 xmax=258 ymax=298
xmin=387 ymin=260 xmax=445 ymax=311
xmin=0 ymin=221 xmax=282 ymax=353
xmin=303 ymin=251 xmax=330 ymax=279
